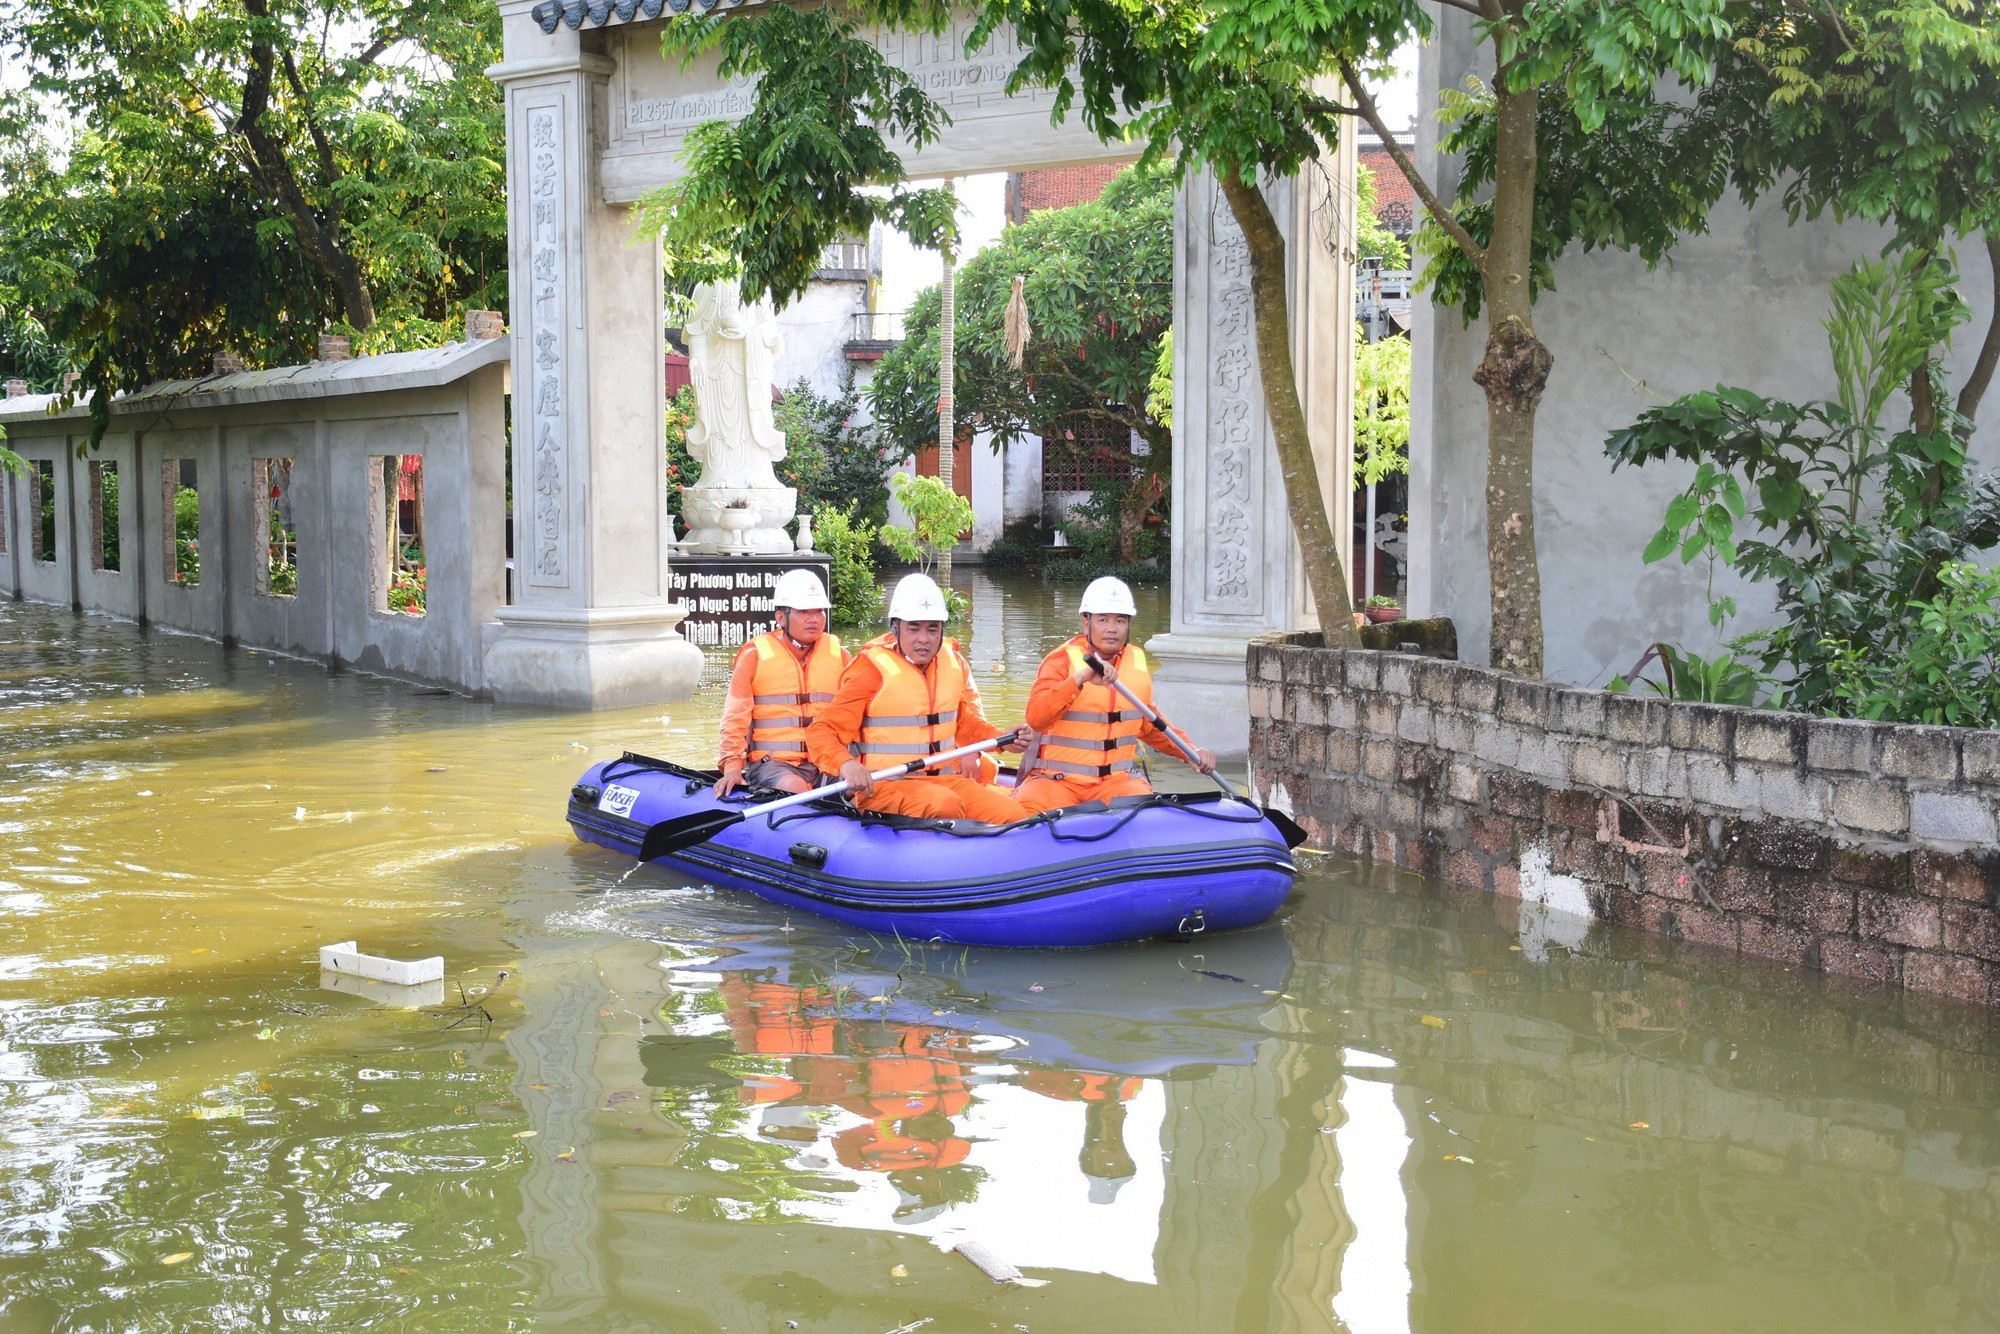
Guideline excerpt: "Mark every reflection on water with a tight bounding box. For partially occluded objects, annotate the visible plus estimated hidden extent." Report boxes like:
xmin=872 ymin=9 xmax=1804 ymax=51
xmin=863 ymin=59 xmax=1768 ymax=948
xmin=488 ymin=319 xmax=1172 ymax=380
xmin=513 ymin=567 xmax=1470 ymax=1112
xmin=5 ymin=580 xmax=2000 ymax=1332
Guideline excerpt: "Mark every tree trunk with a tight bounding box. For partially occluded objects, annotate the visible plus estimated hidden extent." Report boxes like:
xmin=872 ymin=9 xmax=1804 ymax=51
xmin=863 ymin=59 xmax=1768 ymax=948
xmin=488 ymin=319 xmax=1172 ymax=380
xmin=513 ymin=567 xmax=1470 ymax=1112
xmin=1471 ymin=68 xmax=1549 ymax=677
xmin=1957 ymin=232 xmax=2000 ymax=429
xmin=237 ymin=2 xmax=377 ymax=332
xmin=1215 ymin=167 xmax=1358 ymax=647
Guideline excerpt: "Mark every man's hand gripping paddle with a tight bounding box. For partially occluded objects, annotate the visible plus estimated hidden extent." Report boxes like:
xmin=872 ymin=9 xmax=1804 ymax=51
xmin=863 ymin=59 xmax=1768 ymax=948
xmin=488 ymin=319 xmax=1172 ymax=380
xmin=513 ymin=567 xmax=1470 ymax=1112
xmin=1083 ymin=654 xmax=1309 ymax=849
xmin=636 ymin=736 xmax=1009 ymax=862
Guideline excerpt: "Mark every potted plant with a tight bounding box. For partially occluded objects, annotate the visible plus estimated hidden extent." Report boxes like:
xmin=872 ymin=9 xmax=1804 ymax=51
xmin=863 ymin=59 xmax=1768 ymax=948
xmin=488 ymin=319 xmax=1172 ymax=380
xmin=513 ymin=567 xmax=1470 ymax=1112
xmin=1365 ymin=594 xmax=1403 ymax=625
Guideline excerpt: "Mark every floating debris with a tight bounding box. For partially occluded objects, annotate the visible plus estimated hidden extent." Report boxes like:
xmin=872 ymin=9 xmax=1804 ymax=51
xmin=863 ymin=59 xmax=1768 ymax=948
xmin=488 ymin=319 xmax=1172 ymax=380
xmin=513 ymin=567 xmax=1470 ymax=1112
xmin=951 ymin=1238 xmax=1049 ymax=1288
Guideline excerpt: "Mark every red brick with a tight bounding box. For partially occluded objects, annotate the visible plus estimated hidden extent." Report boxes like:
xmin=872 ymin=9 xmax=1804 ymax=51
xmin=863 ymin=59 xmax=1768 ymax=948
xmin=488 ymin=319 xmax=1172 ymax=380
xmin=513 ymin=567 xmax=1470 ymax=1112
xmin=1914 ymin=850 xmax=1994 ymax=903
xmin=1444 ymin=849 xmax=1486 ymax=889
xmin=1942 ymin=902 xmax=2000 ymax=963
xmin=1010 ymin=161 xmax=1135 ymax=219
xmin=1636 ymin=851 xmax=1695 ymax=902
xmin=1830 ymin=848 xmax=1905 ymax=892
xmin=1492 ymin=865 xmax=1521 ymax=899
xmin=1370 ymin=829 xmax=1396 ymax=863
xmin=1712 ymin=867 xmax=1778 ymax=916
xmin=1671 ymin=904 xmax=1740 ymax=953
xmin=1859 ymin=891 xmax=1942 ymax=950
xmin=1819 ymin=938 xmax=1903 ymax=987
xmin=1550 ymin=830 xmax=1604 ymax=881
xmin=1546 ymin=789 xmax=1599 ymax=831
xmin=1490 ymin=774 xmax=1547 ymax=820
xmin=1468 ymin=814 xmax=1518 ymax=857
xmin=1741 ymin=918 xmax=1812 ymax=967
xmin=1774 ymin=881 xmax=1856 ymax=934
xmin=1904 ymin=952 xmax=1992 ymax=1006
xmin=1623 ymin=893 xmax=1676 ymax=936
xmin=1359 ymin=146 xmax=1418 ymax=215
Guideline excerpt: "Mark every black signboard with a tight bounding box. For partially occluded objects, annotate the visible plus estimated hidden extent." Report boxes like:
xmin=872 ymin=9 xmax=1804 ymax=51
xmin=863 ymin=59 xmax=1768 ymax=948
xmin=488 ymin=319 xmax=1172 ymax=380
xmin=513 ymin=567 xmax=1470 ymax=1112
xmin=671 ymin=552 xmax=834 ymax=649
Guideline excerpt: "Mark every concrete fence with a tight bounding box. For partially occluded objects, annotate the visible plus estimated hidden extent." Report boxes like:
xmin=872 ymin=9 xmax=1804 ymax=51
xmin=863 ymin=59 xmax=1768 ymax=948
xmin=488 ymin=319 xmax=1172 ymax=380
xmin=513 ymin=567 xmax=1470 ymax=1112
xmin=1246 ymin=632 xmax=2000 ymax=1007
xmin=0 ymin=340 xmax=508 ymax=692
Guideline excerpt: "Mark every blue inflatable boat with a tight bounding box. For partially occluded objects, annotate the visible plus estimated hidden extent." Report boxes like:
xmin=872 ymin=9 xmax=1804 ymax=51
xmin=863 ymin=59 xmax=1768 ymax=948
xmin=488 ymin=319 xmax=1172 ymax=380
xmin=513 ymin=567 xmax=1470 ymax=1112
xmin=567 ymin=752 xmax=1297 ymax=948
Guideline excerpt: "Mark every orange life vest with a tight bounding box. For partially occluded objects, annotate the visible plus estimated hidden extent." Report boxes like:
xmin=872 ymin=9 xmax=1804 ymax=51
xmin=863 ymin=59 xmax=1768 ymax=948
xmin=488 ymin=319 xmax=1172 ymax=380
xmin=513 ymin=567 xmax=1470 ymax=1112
xmin=850 ymin=640 xmax=971 ymax=764
xmin=1023 ymin=639 xmax=1154 ymax=780
xmin=745 ymin=630 xmax=845 ymax=764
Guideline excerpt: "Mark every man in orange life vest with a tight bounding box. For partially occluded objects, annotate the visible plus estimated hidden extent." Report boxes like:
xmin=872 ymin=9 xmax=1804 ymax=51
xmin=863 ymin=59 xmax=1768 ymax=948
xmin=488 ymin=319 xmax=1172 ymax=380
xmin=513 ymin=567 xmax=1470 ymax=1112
xmin=714 ymin=568 xmax=849 ymax=797
xmin=1014 ymin=576 xmax=1216 ymax=815
xmin=806 ymin=573 xmax=1031 ymax=824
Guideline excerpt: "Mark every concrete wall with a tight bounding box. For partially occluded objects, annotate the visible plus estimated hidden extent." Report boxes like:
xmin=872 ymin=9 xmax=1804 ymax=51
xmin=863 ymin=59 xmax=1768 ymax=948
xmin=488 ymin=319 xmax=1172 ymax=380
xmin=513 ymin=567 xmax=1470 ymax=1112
xmin=1001 ymin=434 xmax=1043 ymax=528
xmin=774 ymin=278 xmax=870 ymax=400
xmin=1248 ymin=634 xmax=2000 ymax=1008
xmin=0 ymin=341 xmax=508 ymax=694
xmin=1408 ymin=12 xmax=2000 ymax=684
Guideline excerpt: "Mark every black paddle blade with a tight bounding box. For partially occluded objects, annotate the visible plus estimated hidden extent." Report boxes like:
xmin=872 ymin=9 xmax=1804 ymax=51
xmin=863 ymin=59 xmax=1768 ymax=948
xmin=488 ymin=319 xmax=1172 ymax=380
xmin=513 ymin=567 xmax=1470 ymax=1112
xmin=1262 ymin=806 xmax=1311 ymax=850
xmin=636 ymin=808 xmax=745 ymax=862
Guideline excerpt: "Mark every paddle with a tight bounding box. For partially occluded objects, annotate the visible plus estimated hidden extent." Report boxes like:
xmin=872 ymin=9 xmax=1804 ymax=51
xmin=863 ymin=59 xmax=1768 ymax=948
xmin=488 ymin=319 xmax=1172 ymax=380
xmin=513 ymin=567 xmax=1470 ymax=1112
xmin=635 ymin=736 xmax=1008 ymax=862
xmin=1084 ymin=654 xmax=1310 ymax=849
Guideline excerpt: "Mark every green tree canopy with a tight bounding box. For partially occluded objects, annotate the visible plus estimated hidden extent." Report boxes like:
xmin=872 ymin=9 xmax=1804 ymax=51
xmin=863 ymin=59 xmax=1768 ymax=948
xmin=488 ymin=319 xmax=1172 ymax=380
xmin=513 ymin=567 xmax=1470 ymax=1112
xmin=1702 ymin=0 xmax=2000 ymax=432
xmin=871 ymin=165 xmax=1174 ymax=561
xmin=0 ymin=0 xmax=507 ymax=414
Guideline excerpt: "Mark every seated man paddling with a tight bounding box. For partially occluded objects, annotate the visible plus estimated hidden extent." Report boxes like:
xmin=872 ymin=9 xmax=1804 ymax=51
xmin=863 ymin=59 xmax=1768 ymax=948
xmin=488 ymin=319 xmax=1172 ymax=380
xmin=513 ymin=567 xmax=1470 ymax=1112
xmin=715 ymin=568 xmax=849 ymax=797
xmin=806 ymin=573 xmax=1030 ymax=824
xmin=1014 ymin=576 xmax=1216 ymax=815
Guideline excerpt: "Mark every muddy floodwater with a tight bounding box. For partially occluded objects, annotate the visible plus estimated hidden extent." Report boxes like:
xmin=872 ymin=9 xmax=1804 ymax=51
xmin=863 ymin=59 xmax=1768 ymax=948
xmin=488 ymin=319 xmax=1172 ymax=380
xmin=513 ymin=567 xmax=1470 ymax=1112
xmin=5 ymin=573 xmax=2000 ymax=1332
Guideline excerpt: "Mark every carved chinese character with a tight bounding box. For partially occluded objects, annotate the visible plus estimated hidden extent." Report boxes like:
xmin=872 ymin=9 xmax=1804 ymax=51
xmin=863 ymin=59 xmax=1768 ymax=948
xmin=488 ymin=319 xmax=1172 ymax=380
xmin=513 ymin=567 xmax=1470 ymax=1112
xmin=1214 ymin=342 xmax=1252 ymax=392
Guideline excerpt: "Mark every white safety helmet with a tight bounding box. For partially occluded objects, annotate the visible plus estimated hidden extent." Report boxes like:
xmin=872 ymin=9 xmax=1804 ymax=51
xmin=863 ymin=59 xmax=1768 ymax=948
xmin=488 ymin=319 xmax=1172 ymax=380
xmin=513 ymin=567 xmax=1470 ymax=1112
xmin=771 ymin=568 xmax=832 ymax=612
xmin=1078 ymin=576 xmax=1138 ymax=617
xmin=886 ymin=573 xmax=949 ymax=622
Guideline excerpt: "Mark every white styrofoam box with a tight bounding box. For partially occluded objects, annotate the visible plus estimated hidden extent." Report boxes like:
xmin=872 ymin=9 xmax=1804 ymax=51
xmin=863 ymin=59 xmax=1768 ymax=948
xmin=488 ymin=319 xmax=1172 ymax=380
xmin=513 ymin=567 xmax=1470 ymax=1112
xmin=318 ymin=940 xmax=445 ymax=986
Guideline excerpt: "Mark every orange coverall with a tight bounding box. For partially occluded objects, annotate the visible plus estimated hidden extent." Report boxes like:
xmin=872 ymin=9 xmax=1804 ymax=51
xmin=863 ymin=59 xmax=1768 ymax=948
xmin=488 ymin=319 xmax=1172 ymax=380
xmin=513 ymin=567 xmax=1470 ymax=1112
xmin=806 ymin=645 xmax=1028 ymax=824
xmin=1013 ymin=637 xmax=1179 ymax=814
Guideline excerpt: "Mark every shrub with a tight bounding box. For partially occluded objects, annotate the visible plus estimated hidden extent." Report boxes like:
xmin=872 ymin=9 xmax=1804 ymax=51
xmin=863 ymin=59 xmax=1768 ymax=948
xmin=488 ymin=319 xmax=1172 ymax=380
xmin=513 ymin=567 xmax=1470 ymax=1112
xmin=1607 ymin=253 xmax=1999 ymax=719
xmin=775 ymin=378 xmax=895 ymax=527
xmin=880 ymin=473 xmax=973 ymax=580
xmin=1825 ymin=562 xmax=2000 ymax=727
xmin=814 ymin=503 xmax=880 ymax=628
xmin=173 ymin=485 xmax=200 ymax=582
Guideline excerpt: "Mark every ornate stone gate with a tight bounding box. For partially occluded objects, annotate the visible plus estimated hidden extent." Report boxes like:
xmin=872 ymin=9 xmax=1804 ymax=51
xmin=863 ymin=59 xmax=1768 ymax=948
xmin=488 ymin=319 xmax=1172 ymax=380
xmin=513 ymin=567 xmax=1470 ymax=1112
xmin=484 ymin=0 xmax=1355 ymax=744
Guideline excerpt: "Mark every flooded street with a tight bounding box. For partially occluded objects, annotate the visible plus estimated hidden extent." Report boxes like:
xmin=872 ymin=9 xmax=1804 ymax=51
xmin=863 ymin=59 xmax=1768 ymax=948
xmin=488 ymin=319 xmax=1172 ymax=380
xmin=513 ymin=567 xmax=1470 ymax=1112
xmin=4 ymin=573 xmax=2000 ymax=1331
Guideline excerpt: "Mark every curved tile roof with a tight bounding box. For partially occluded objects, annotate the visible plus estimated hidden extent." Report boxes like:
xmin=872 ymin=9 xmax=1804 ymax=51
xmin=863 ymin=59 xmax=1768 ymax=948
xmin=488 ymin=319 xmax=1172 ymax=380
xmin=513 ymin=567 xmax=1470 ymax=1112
xmin=530 ymin=0 xmax=747 ymax=34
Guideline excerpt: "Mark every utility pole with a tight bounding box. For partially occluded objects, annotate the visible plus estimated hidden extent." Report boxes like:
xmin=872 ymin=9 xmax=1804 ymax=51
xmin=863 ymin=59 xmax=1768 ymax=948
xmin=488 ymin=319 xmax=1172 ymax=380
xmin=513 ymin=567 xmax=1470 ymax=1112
xmin=1361 ymin=256 xmax=1383 ymax=606
xmin=937 ymin=176 xmax=957 ymax=585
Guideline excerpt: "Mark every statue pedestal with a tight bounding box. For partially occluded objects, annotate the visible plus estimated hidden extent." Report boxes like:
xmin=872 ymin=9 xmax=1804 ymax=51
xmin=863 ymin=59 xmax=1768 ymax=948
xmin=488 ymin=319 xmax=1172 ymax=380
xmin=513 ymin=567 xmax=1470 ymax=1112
xmin=682 ymin=485 xmax=797 ymax=554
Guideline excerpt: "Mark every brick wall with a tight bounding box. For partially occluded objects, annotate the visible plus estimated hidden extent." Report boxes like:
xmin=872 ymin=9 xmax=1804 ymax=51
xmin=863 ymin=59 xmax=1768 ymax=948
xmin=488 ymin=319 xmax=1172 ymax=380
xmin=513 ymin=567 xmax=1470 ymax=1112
xmin=1247 ymin=633 xmax=2000 ymax=1007
xmin=1007 ymin=162 xmax=1137 ymax=222
xmin=1358 ymin=146 xmax=1416 ymax=235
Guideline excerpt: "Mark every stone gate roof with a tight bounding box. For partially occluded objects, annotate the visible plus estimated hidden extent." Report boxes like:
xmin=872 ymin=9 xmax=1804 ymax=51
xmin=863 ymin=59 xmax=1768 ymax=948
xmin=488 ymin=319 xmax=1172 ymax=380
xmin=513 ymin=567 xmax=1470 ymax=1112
xmin=531 ymin=0 xmax=746 ymax=34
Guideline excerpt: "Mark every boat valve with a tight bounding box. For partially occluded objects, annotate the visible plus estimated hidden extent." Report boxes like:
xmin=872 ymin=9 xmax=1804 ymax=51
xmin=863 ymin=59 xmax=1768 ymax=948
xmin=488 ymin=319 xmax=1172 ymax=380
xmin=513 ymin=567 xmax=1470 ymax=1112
xmin=788 ymin=843 xmax=829 ymax=869
xmin=1176 ymin=908 xmax=1207 ymax=937
xmin=570 ymin=784 xmax=601 ymax=806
